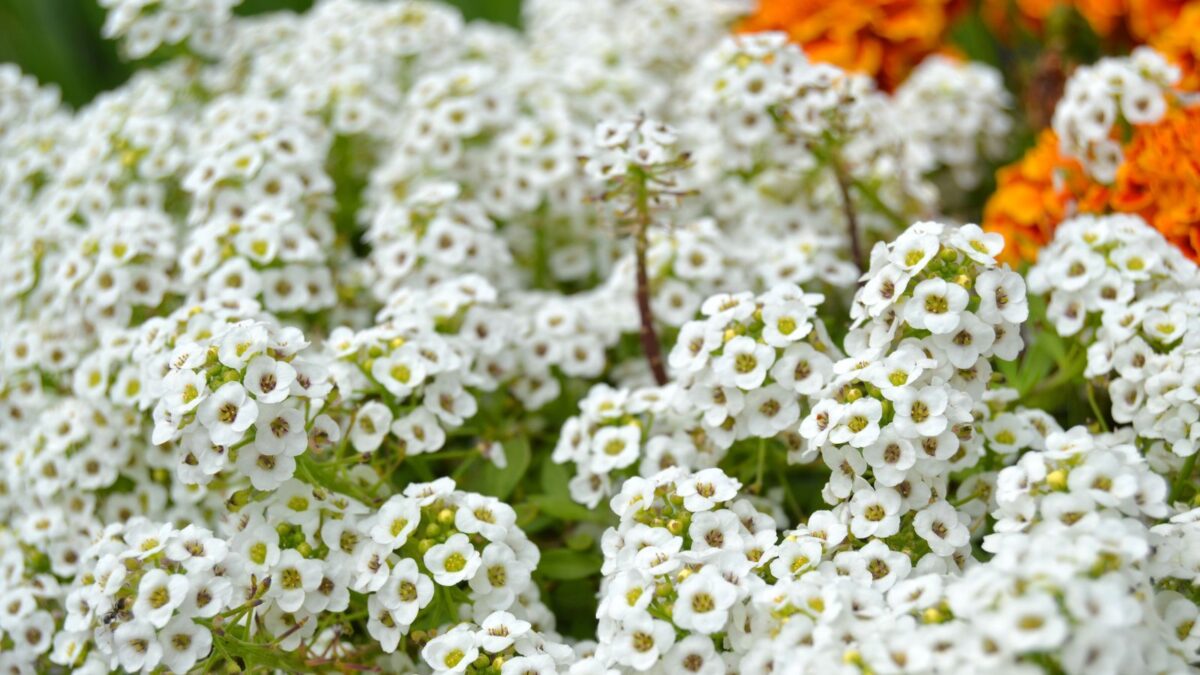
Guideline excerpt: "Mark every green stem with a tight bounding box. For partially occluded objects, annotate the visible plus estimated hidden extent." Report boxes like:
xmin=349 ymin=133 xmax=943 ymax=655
xmin=753 ymin=438 xmax=766 ymax=494
xmin=1171 ymin=453 xmax=1197 ymax=504
xmin=1086 ymin=381 xmax=1109 ymax=433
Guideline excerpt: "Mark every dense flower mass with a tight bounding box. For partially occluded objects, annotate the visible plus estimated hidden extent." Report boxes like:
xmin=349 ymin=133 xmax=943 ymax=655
xmin=984 ymin=47 xmax=1200 ymax=263
xmin=2 ymin=0 xmax=1200 ymax=673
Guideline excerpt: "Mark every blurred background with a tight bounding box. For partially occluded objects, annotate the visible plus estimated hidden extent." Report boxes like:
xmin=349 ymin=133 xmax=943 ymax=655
xmin=0 ymin=0 xmax=522 ymax=107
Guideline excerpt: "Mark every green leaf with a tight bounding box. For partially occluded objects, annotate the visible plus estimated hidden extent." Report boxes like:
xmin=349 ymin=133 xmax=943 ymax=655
xmin=527 ymin=495 xmax=611 ymax=524
xmin=566 ymin=532 xmax=595 ymax=551
xmin=540 ymin=458 xmax=572 ymax=500
xmin=536 ymin=548 xmax=603 ymax=580
xmin=463 ymin=438 xmax=531 ymax=500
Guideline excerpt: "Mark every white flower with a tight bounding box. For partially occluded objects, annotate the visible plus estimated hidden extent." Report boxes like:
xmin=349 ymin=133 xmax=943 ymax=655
xmin=974 ymin=270 xmax=1028 ymax=324
xmin=424 ymin=376 xmax=477 ymax=427
xmin=371 ymin=349 xmax=427 ymax=398
xmin=829 ymin=398 xmax=883 ymax=448
xmin=159 ymin=617 xmax=212 ymax=674
xmin=422 ymin=626 xmax=480 ymax=674
xmin=253 ymin=404 xmax=308 ymax=456
xmin=951 ymin=224 xmax=1005 ymax=263
xmin=849 ymin=485 xmax=903 ymax=538
xmin=613 ymin=614 xmax=675 ymax=671
xmin=269 ymin=549 xmax=323 ymax=613
xmin=378 ymin=558 xmax=434 ymax=625
xmin=913 ymin=501 xmax=970 ymax=556
xmin=933 ymin=311 xmax=994 ymax=369
xmin=904 ymin=278 xmax=969 ymax=334
xmin=664 ymin=634 xmax=724 ymax=675
xmin=197 ymin=381 xmax=258 ymax=446
xmin=114 ymin=620 xmax=163 ymax=672
xmin=235 ymin=443 xmax=296 ymax=491
xmin=891 ymin=230 xmax=940 ymax=272
xmin=672 ymin=568 xmax=738 ymax=634
xmin=589 ymin=425 xmax=642 ymax=474
xmin=390 ymin=408 xmax=447 ymax=455
xmin=368 ymin=496 xmax=421 ymax=549
xmin=132 ymin=569 xmax=190 ymax=628
xmin=454 ymin=494 xmax=516 ymax=542
xmin=477 ymin=610 xmax=531 ymax=652
xmin=990 ymin=593 xmax=1068 ymax=653
xmin=761 ymin=301 xmax=813 ymax=346
xmin=244 ymin=355 xmax=296 ymax=404
xmin=676 ymin=469 xmax=741 ymax=512
xmin=367 ymin=594 xmax=405 ymax=654
xmin=424 ymin=533 xmax=481 ymax=586
xmin=162 ymin=369 xmax=208 ymax=414
xmin=863 ymin=431 xmax=917 ymax=486
xmin=891 ymin=386 xmax=949 ymax=438
xmin=501 ymin=655 xmax=559 ymax=675
xmin=770 ymin=343 xmax=832 ymax=395
xmin=469 ymin=542 xmax=531 ymax=610
xmin=350 ymin=401 xmax=393 ymax=453
xmin=714 ymin=336 xmax=775 ymax=390
xmin=741 ymin=385 xmax=800 ymax=437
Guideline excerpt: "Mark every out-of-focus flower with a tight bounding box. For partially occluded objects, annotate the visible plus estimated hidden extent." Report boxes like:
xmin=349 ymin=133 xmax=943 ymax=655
xmin=982 ymin=130 xmax=1108 ymax=264
xmin=1112 ymin=105 xmax=1200 ymax=260
xmin=736 ymin=0 xmax=966 ymax=90
xmin=1127 ymin=0 xmax=1191 ymax=41
xmin=982 ymin=0 xmax=1187 ymax=42
xmin=1149 ymin=3 xmax=1200 ymax=91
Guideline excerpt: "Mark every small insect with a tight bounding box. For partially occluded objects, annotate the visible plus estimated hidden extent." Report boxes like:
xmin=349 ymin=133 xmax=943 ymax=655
xmin=102 ymin=597 xmax=129 ymax=624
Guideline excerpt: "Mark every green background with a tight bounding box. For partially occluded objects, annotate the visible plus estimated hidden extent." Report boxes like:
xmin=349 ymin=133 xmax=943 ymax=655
xmin=0 ymin=0 xmax=523 ymax=107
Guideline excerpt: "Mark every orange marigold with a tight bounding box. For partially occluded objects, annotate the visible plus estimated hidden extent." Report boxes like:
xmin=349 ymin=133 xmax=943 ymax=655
xmin=982 ymin=0 xmax=1186 ymax=41
xmin=1126 ymin=0 xmax=1190 ymax=41
xmin=737 ymin=0 xmax=966 ymax=90
xmin=982 ymin=130 xmax=1107 ymax=264
xmin=1149 ymin=3 xmax=1200 ymax=91
xmin=1111 ymin=105 xmax=1200 ymax=261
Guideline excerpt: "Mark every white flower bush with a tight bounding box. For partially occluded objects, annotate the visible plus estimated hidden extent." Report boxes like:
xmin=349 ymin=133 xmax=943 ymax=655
xmin=1052 ymin=48 xmax=1180 ymax=182
xmin=1 ymin=0 xmax=1199 ymax=673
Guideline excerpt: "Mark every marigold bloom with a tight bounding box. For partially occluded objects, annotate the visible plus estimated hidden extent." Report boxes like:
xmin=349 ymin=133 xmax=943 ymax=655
xmin=983 ymin=131 xmax=1107 ymax=265
xmin=1127 ymin=0 xmax=1190 ymax=41
xmin=737 ymin=0 xmax=965 ymax=90
xmin=1149 ymin=3 xmax=1200 ymax=91
xmin=982 ymin=0 xmax=1186 ymax=41
xmin=1111 ymin=105 xmax=1200 ymax=260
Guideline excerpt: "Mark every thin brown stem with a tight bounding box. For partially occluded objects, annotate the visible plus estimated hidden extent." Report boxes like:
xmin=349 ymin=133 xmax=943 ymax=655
xmin=635 ymin=218 xmax=668 ymax=385
xmin=831 ymin=158 xmax=864 ymax=275
xmin=627 ymin=166 xmax=669 ymax=386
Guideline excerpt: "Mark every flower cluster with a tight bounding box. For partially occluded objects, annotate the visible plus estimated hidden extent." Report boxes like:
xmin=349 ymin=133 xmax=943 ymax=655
xmin=66 ymin=478 xmax=549 ymax=673
xmin=99 ymin=0 xmax=242 ymax=59
xmin=1052 ymin=48 xmax=1180 ymax=182
xmin=585 ymin=467 xmax=777 ymax=672
xmin=670 ymin=284 xmax=838 ymax=457
xmin=4 ymin=0 xmax=1200 ymax=672
xmin=1028 ymin=214 xmax=1200 ymax=456
xmin=893 ymin=56 xmax=1014 ymax=189
xmin=684 ymin=33 xmax=939 ymax=247
xmin=553 ymin=384 xmax=713 ymax=508
xmin=801 ymin=222 xmax=1027 ymax=553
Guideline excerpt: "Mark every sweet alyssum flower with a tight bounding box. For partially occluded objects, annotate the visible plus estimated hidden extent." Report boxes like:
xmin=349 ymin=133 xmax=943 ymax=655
xmin=3 ymin=0 xmax=1200 ymax=673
